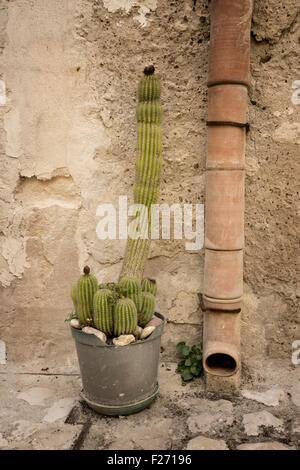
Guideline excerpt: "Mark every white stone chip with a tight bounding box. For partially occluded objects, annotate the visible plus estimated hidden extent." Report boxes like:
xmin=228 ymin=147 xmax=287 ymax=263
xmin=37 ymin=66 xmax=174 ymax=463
xmin=113 ymin=334 xmax=135 ymax=346
xmin=70 ymin=319 xmax=81 ymax=329
xmin=237 ymin=442 xmax=294 ymax=451
xmin=140 ymin=326 xmax=155 ymax=340
xmin=243 ymin=411 xmax=284 ymax=436
xmin=186 ymin=436 xmax=228 ymax=450
xmin=43 ymin=398 xmax=77 ymax=423
xmin=241 ymin=388 xmax=285 ymax=407
xmin=82 ymin=327 xmax=107 ymax=343
xmin=17 ymin=387 xmax=54 ymax=406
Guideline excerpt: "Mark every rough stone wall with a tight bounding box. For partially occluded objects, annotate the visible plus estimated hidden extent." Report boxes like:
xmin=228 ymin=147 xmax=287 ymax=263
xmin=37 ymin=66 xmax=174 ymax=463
xmin=0 ymin=0 xmax=299 ymax=386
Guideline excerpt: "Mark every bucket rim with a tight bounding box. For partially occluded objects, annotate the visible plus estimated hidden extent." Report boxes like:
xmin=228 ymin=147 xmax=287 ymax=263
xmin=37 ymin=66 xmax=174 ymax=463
xmin=71 ymin=312 xmax=165 ymax=348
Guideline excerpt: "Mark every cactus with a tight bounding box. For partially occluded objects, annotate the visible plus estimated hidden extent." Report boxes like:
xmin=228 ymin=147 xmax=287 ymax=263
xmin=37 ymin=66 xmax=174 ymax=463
xmin=139 ymin=292 xmax=155 ymax=327
xmin=121 ymin=66 xmax=162 ymax=279
xmin=141 ymin=278 xmax=157 ymax=296
xmin=99 ymin=282 xmax=122 ymax=299
xmin=114 ymin=298 xmax=137 ymax=336
xmin=76 ymin=266 xmax=98 ymax=326
xmin=68 ymin=69 xmax=161 ymax=341
xmin=71 ymin=285 xmax=78 ymax=313
xmin=93 ymin=289 xmax=114 ymax=335
xmin=119 ymin=276 xmax=142 ymax=312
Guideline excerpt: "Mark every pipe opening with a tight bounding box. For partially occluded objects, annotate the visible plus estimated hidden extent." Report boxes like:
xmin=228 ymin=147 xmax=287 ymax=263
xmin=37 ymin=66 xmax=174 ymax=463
xmin=205 ymin=353 xmax=237 ymax=377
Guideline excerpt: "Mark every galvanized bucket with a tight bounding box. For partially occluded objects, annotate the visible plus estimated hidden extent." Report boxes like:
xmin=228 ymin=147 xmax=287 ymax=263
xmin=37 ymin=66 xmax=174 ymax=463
xmin=71 ymin=313 xmax=165 ymax=416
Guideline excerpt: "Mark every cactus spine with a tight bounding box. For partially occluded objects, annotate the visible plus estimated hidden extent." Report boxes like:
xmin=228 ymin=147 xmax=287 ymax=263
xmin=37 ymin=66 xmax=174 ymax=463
xmin=119 ymin=276 xmax=142 ymax=312
xmin=114 ymin=298 xmax=137 ymax=336
xmin=76 ymin=266 xmax=98 ymax=326
xmin=93 ymin=289 xmax=114 ymax=335
xmin=141 ymin=278 xmax=157 ymax=296
xmin=121 ymin=66 xmax=162 ymax=279
xmin=139 ymin=292 xmax=155 ymax=327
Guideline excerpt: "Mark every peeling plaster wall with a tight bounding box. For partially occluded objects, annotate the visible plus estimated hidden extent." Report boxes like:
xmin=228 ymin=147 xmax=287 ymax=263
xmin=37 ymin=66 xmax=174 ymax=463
xmin=0 ymin=0 xmax=299 ymax=386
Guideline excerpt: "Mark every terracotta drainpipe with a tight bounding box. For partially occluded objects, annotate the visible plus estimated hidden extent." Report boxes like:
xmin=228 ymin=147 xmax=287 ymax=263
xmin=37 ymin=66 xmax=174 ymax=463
xmin=202 ymin=0 xmax=253 ymax=377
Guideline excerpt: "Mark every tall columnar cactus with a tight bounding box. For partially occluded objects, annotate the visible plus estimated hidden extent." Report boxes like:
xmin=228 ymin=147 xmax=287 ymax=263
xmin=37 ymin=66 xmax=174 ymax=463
xmin=141 ymin=278 xmax=157 ymax=296
xmin=121 ymin=66 xmax=162 ymax=279
xmin=119 ymin=276 xmax=142 ymax=312
xmin=76 ymin=266 xmax=98 ymax=326
xmin=139 ymin=292 xmax=155 ymax=327
xmin=93 ymin=289 xmax=114 ymax=335
xmin=114 ymin=298 xmax=137 ymax=337
xmin=71 ymin=285 xmax=78 ymax=313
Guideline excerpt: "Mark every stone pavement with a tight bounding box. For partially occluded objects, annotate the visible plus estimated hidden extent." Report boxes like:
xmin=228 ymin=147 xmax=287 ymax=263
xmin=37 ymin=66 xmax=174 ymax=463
xmin=0 ymin=362 xmax=299 ymax=450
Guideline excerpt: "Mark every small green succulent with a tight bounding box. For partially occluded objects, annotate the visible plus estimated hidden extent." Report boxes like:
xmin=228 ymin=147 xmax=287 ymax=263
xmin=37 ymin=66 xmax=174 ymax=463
xmin=64 ymin=312 xmax=78 ymax=323
xmin=176 ymin=342 xmax=203 ymax=382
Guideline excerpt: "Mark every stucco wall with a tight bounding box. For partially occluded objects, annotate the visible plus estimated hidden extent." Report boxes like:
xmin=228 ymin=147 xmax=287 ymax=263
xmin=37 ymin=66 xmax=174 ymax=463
xmin=0 ymin=0 xmax=299 ymax=386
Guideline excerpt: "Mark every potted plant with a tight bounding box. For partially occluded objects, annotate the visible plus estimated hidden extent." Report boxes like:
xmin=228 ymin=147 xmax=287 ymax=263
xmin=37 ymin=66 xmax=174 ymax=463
xmin=68 ymin=66 xmax=165 ymax=416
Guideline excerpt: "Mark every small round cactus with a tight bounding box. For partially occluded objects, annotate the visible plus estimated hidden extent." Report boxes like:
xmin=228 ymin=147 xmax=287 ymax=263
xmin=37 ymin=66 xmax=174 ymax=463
xmin=93 ymin=289 xmax=114 ymax=335
xmin=119 ymin=276 xmax=142 ymax=312
xmin=141 ymin=278 xmax=157 ymax=296
xmin=114 ymin=298 xmax=137 ymax=337
xmin=139 ymin=292 xmax=155 ymax=327
xmin=76 ymin=266 xmax=98 ymax=326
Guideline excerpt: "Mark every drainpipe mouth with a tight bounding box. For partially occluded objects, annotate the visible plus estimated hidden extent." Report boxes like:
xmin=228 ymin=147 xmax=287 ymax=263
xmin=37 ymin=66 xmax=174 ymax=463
xmin=203 ymin=311 xmax=241 ymax=377
xmin=203 ymin=341 xmax=240 ymax=377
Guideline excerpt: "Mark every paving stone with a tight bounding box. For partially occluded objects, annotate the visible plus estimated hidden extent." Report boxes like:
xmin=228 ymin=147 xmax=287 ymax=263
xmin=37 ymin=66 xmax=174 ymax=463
xmin=241 ymin=388 xmax=285 ymax=407
xmin=17 ymin=387 xmax=54 ymax=406
xmin=0 ymin=374 xmax=81 ymax=428
xmin=108 ymin=438 xmax=137 ymax=450
xmin=180 ymin=397 xmax=233 ymax=415
xmin=3 ymin=422 xmax=82 ymax=450
xmin=9 ymin=420 xmax=40 ymax=441
xmin=29 ymin=424 xmax=82 ymax=450
xmin=187 ymin=412 xmax=233 ymax=434
xmin=182 ymin=397 xmax=234 ymax=436
xmin=83 ymin=416 xmax=173 ymax=450
xmin=112 ymin=418 xmax=173 ymax=450
xmin=186 ymin=436 xmax=228 ymax=450
xmin=243 ymin=411 xmax=284 ymax=436
xmin=187 ymin=413 xmax=215 ymax=434
xmin=0 ymin=364 xmax=297 ymax=451
xmin=237 ymin=442 xmax=294 ymax=450
xmin=43 ymin=398 xmax=77 ymax=423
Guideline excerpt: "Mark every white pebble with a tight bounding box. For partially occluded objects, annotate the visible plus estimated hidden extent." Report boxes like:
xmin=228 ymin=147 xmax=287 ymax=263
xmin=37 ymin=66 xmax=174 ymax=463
xmin=113 ymin=334 xmax=135 ymax=346
xmin=82 ymin=326 xmax=107 ymax=343
xmin=140 ymin=326 xmax=155 ymax=340
xmin=70 ymin=319 xmax=81 ymax=329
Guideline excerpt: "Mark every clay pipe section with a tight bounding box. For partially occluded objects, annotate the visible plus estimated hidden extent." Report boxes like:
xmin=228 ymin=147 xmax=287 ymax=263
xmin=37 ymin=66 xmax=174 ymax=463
xmin=203 ymin=0 xmax=253 ymax=376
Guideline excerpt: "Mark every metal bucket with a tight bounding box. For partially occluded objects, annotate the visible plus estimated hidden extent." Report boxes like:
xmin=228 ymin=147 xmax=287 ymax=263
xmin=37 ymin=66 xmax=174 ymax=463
xmin=71 ymin=313 xmax=165 ymax=416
